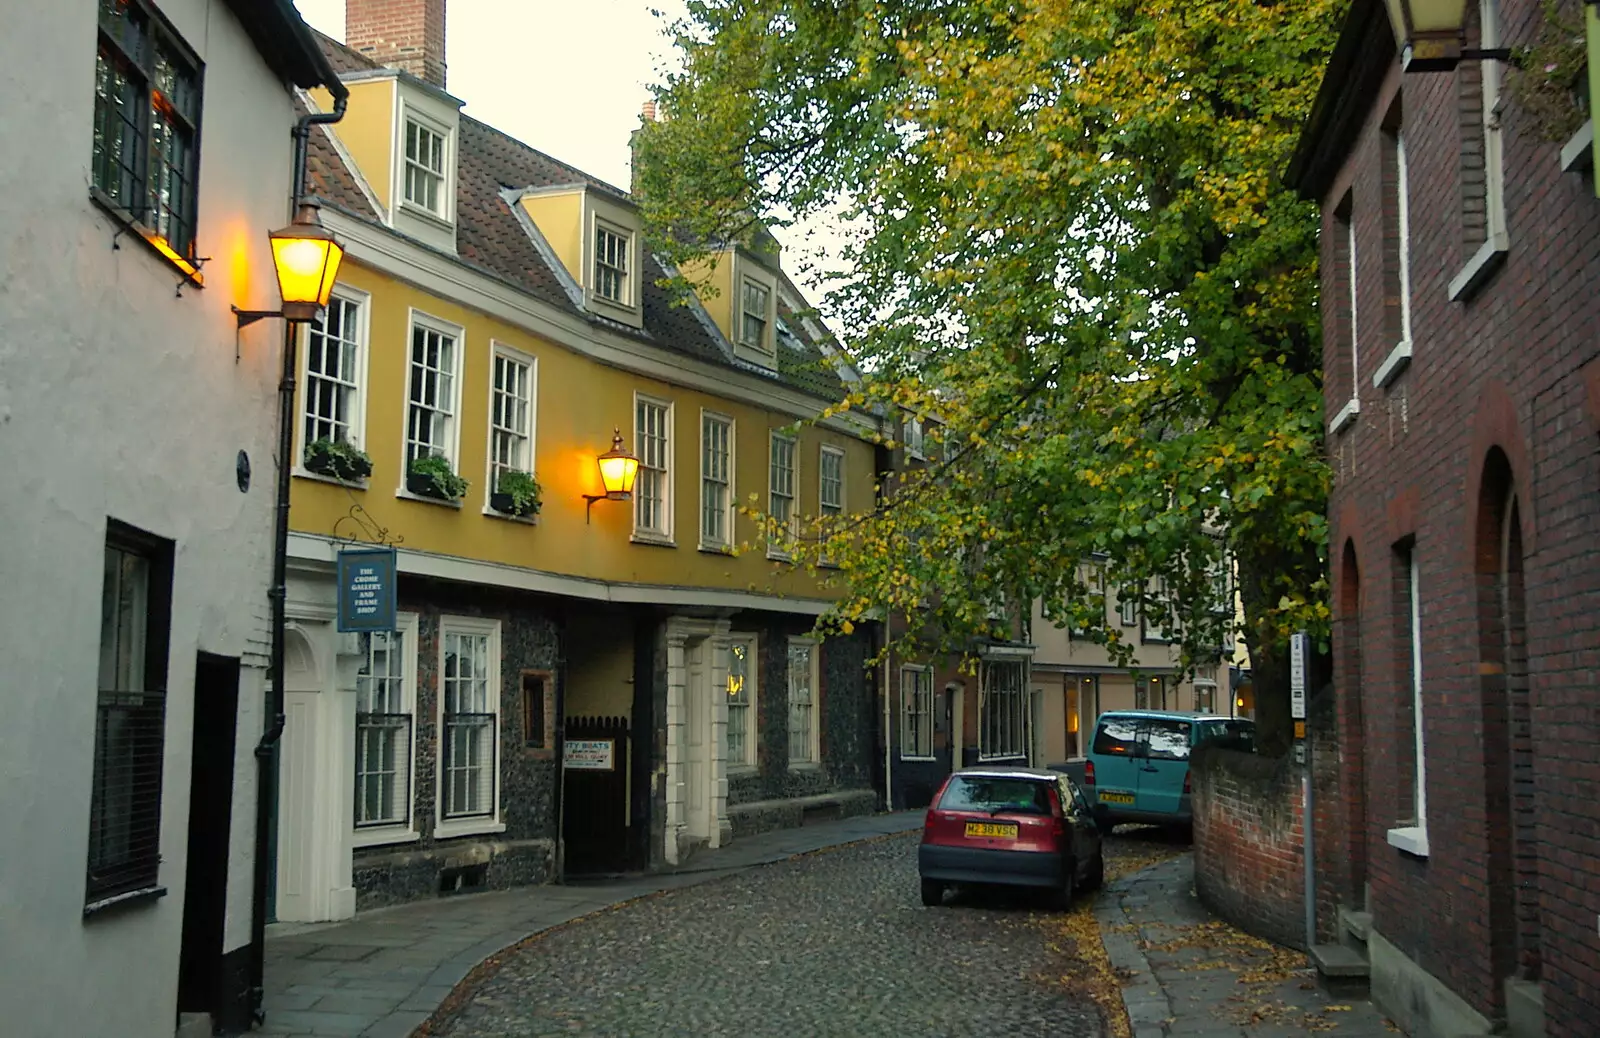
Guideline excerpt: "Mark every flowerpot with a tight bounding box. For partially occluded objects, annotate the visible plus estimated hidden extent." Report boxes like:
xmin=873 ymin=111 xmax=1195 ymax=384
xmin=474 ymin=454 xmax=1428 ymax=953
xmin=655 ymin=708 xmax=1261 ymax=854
xmin=407 ymin=472 xmax=447 ymax=499
xmin=306 ymin=450 xmax=371 ymax=482
xmin=491 ymin=492 xmax=537 ymax=518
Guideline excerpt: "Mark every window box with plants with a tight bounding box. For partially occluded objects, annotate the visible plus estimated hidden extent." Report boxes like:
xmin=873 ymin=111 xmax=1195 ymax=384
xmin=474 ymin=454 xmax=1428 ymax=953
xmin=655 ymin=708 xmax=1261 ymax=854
xmin=303 ymin=438 xmax=373 ymax=483
xmin=406 ymin=454 xmax=469 ymax=503
xmin=490 ymin=470 xmax=542 ymax=520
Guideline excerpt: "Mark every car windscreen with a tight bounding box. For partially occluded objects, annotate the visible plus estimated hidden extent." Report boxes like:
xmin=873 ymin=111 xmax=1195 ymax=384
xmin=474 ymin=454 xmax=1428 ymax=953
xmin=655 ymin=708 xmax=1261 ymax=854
xmin=1091 ymin=716 xmax=1140 ymax=756
xmin=939 ymin=776 xmax=1053 ymax=815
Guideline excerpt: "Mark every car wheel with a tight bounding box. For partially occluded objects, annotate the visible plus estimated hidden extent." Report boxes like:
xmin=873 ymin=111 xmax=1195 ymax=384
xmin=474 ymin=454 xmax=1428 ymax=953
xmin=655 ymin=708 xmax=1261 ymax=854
xmin=920 ymin=878 xmax=945 ymax=907
xmin=1049 ymin=866 xmax=1076 ymax=911
xmin=1083 ymin=849 xmax=1105 ymax=892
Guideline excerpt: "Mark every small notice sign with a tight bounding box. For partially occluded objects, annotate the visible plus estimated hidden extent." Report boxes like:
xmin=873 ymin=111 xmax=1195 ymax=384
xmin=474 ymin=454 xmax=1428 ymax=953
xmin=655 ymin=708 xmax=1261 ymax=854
xmin=1294 ymin=720 xmax=1307 ymax=741
xmin=564 ymin=739 xmax=615 ymax=771
xmin=1290 ymin=630 xmax=1308 ymax=721
xmin=336 ymin=548 xmax=397 ymax=633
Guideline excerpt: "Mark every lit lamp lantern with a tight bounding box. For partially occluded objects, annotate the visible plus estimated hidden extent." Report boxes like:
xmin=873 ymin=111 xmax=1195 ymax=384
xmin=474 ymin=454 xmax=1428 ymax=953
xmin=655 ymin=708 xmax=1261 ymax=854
xmin=584 ymin=429 xmax=641 ymax=522
xmin=1383 ymin=0 xmax=1510 ymax=72
xmin=235 ymin=201 xmax=345 ymax=327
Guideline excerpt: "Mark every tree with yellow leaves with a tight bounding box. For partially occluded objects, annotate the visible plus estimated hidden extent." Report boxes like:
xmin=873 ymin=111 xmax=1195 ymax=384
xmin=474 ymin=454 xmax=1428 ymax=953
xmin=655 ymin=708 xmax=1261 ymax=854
xmin=633 ymin=0 xmax=1341 ymax=751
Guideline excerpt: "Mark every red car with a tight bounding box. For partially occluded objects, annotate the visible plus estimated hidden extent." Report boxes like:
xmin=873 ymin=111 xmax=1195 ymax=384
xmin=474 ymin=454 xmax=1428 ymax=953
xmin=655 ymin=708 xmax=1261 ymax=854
xmin=917 ymin=766 xmax=1105 ymax=908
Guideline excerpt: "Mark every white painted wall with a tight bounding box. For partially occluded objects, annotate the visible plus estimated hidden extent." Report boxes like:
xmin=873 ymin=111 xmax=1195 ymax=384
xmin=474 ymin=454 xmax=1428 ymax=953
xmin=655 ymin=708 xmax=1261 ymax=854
xmin=0 ymin=2 xmax=303 ymax=1034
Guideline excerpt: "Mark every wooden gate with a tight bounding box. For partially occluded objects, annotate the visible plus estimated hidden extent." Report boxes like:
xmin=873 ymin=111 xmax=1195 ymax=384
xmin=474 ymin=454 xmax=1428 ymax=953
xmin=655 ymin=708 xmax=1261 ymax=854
xmin=562 ymin=715 xmax=631 ymax=874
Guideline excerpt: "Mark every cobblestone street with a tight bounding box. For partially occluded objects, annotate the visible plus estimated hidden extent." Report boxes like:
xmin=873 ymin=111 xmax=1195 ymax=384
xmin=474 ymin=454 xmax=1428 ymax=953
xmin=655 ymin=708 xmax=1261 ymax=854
xmin=427 ymin=832 xmax=1104 ymax=1038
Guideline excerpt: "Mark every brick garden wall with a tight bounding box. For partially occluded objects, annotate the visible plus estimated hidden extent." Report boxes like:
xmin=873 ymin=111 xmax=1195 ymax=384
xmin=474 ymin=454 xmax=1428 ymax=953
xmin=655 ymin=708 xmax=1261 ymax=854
xmin=1192 ymin=689 xmax=1342 ymax=951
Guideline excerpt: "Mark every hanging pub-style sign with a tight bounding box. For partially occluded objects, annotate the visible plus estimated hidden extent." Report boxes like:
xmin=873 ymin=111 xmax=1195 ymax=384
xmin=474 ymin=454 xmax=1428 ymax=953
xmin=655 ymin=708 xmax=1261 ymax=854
xmin=336 ymin=547 xmax=398 ymax=633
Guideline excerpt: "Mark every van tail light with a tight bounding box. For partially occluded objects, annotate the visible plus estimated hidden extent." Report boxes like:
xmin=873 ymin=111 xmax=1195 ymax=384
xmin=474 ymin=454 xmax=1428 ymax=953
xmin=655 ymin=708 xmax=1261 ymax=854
xmin=1183 ymin=769 xmax=1192 ymax=795
xmin=1083 ymin=761 xmax=1096 ymax=786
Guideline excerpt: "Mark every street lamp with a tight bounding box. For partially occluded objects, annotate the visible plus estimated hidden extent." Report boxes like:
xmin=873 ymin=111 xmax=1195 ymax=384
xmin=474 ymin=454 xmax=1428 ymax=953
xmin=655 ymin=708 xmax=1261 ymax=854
xmin=234 ymin=201 xmax=345 ymax=327
xmin=1383 ymin=0 xmax=1511 ymax=72
xmin=583 ymin=428 xmax=640 ymax=522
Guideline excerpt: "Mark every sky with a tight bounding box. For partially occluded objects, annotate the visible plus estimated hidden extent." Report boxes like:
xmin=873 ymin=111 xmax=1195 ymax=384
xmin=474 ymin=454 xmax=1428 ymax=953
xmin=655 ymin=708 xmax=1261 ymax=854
xmin=292 ymin=0 xmax=850 ymax=303
xmin=292 ymin=0 xmax=689 ymax=192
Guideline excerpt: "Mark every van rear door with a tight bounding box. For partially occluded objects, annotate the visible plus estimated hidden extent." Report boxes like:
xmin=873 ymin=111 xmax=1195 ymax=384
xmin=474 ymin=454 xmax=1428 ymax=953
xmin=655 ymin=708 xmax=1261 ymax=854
xmin=1135 ymin=717 xmax=1193 ymax=816
xmin=1090 ymin=715 xmax=1142 ymax=811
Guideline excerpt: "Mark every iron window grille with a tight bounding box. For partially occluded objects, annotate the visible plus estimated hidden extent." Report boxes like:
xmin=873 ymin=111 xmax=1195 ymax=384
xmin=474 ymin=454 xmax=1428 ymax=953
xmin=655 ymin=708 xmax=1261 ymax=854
xmin=87 ymin=523 xmax=174 ymax=913
xmin=441 ymin=713 xmax=497 ymax=819
xmin=93 ymin=0 xmax=203 ymax=261
xmin=978 ymin=659 xmax=1027 ymax=760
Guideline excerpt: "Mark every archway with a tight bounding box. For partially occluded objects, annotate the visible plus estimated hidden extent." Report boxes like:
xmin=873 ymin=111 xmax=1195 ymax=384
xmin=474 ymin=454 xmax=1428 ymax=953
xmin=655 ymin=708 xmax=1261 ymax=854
xmin=1336 ymin=538 xmax=1367 ymax=905
xmin=1474 ymin=448 xmax=1539 ymax=994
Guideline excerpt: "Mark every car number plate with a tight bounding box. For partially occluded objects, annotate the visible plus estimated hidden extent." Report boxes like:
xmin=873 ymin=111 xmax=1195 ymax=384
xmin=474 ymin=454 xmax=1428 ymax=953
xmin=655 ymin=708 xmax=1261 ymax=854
xmin=1099 ymin=791 xmax=1135 ymax=805
xmin=964 ymin=822 xmax=1018 ymax=839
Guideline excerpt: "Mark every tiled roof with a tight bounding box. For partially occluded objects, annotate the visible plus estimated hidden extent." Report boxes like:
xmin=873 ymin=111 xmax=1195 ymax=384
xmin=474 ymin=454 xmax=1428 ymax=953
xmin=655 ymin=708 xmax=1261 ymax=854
xmin=303 ymin=31 xmax=851 ymax=403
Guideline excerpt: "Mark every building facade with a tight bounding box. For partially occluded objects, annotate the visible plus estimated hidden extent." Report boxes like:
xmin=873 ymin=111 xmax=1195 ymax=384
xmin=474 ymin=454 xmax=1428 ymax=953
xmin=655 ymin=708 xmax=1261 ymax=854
xmin=1289 ymin=0 xmax=1600 ymax=1034
xmin=270 ymin=0 xmax=884 ymax=922
xmin=0 ymin=2 xmax=338 ymax=1035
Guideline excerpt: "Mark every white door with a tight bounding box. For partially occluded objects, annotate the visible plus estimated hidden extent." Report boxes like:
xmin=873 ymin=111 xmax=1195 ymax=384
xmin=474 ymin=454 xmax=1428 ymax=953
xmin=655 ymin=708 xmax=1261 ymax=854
xmin=685 ymin=641 xmax=711 ymax=841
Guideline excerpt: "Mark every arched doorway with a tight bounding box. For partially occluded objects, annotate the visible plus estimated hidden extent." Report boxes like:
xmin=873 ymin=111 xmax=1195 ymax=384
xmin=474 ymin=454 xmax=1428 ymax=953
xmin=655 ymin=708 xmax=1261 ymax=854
xmin=1474 ymin=448 xmax=1539 ymax=1000
xmin=1336 ymin=539 xmax=1367 ymax=906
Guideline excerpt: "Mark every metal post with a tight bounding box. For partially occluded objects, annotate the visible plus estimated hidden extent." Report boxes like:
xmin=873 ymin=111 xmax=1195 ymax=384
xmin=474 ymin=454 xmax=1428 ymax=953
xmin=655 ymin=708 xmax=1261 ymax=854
xmin=1303 ymin=727 xmax=1315 ymax=950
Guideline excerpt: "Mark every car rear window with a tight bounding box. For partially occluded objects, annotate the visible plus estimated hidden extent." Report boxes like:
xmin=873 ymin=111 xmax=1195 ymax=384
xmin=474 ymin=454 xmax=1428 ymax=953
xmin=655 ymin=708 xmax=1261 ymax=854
xmin=1145 ymin=718 xmax=1193 ymax=760
xmin=939 ymin=776 xmax=1053 ymax=815
xmin=1092 ymin=716 xmax=1140 ymax=756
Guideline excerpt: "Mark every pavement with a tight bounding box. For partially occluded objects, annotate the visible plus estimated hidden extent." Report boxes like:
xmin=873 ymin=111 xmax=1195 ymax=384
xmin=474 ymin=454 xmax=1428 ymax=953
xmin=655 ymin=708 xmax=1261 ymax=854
xmin=1098 ymin=855 xmax=1397 ymax=1037
xmin=257 ymin=811 xmax=924 ymax=1038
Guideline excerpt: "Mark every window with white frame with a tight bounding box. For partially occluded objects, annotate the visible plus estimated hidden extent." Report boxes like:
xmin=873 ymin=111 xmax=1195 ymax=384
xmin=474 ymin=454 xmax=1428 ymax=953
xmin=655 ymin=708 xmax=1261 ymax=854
xmin=769 ymin=433 xmax=797 ymax=554
xmin=701 ymin=412 xmax=733 ymax=548
xmin=405 ymin=316 xmax=459 ymax=469
xmin=1118 ymin=586 xmax=1139 ymax=627
xmin=489 ymin=347 xmax=534 ymax=495
xmin=904 ymin=415 xmax=926 ymax=459
xmin=787 ymin=638 xmax=819 ymax=764
xmin=1389 ymin=546 xmax=1429 ymax=854
xmin=900 ymin=666 xmax=933 ymax=759
xmin=1395 ymin=129 xmax=1413 ymax=346
xmin=979 ymin=659 xmax=1028 ymax=760
xmin=819 ymin=446 xmax=844 ymax=518
xmin=355 ymin=615 xmax=417 ymax=832
xmin=594 ymin=221 xmax=631 ymax=305
xmin=1143 ymin=577 xmax=1174 ymax=642
xmin=439 ymin=618 xmax=500 ymax=822
xmin=726 ymin=635 xmax=758 ymax=768
xmin=303 ymin=292 xmax=365 ymax=458
xmin=740 ymin=278 xmax=771 ymax=350
xmin=1193 ymin=665 xmax=1217 ymax=714
xmin=404 ymin=118 xmax=446 ymax=215
xmin=634 ymin=396 xmax=672 ymax=537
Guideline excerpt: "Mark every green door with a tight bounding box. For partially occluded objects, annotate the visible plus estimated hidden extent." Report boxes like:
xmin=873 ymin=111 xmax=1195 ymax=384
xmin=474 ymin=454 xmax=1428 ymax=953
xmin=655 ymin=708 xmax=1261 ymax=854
xmin=1134 ymin=716 xmax=1193 ymax=817
xmin=1089 ymin=714 xmax=1142 ymax=811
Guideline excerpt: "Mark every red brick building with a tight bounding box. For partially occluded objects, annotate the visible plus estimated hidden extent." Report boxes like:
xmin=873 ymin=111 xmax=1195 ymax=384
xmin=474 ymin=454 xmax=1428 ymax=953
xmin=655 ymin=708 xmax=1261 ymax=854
xmin=1288 ymin=0 xmax=1600 ymax=1034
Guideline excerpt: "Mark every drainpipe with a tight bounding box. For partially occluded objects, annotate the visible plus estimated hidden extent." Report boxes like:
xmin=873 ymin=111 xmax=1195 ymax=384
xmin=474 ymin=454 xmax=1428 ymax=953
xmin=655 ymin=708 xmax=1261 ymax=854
xmin=552 ymin=627 xmax=568 ymax=885
xmin=248 ymin=83 xmax=348 ymax=1026
xmin=882 ymin=623 xmax=893 ymax=811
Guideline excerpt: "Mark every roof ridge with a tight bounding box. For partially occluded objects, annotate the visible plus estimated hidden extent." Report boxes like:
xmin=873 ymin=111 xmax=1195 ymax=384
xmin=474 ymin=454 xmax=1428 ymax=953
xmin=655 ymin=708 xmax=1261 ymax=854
xmin=457 ymin=113 xmax=633 ymax=201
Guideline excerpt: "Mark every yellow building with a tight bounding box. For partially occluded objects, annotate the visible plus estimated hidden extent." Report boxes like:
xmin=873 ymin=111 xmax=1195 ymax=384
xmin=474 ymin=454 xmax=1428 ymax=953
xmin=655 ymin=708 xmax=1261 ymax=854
xmin=271 ymin=6 xmax=882 ymax=922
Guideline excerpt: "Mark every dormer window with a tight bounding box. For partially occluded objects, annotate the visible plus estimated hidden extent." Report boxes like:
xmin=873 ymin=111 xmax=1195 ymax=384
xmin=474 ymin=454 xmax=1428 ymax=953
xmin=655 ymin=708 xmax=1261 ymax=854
xmin=594 ymin=221 xmax=631 ymax=305
xmin=740 ymin=278 xmax=772 ymax=351
xmin=404 ymin=118 xmax=446 ymax=215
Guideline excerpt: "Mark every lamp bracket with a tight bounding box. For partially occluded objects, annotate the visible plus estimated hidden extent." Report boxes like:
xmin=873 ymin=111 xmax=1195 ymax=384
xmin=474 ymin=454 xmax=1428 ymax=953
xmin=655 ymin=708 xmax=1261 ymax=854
xmin=234 ymin=305 xmax=283 ymax=329
xmin=174 ymin=255 xmax=210 ymax=298
xmin=582 ymin=493 xmax=606 ymax=524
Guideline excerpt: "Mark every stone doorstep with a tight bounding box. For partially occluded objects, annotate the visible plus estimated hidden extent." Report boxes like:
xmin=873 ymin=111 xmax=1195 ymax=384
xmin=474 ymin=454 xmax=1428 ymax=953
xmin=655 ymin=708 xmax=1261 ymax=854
xmin=1339 ymin=906 xmax=1373 ymax=942
xmin=1310 ymin=942 xmax=1369 ymax=978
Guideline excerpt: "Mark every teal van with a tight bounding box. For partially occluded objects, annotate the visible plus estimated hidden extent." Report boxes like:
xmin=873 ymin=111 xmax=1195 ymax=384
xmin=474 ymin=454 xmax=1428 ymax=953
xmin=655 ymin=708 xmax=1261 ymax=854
xmin=1084 ymin=710 xmax=1256 ymax=832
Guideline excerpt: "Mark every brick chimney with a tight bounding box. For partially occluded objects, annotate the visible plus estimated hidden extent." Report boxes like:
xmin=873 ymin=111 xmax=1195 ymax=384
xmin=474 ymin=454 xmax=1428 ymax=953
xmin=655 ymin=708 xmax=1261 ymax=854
xmin=346 ymin=0 xmax=447 ymax=89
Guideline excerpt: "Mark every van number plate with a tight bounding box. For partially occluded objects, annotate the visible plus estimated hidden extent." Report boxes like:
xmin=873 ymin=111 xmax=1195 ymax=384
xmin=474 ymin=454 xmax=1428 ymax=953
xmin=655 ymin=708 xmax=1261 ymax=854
xmin=1099 ymin=791 xmax=1135 ymax=805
